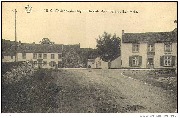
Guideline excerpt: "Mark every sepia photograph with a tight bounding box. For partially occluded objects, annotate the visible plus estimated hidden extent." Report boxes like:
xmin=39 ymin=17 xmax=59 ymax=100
xmin=1 ymin=1 xmax=177 ymax=114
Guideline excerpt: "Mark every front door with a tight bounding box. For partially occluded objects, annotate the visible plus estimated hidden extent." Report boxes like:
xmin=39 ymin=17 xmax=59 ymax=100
xmin=147 ymin=57 xmax=154 ymax=68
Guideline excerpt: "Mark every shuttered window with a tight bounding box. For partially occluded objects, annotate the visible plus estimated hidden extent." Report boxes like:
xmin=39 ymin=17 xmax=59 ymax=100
xmin=129 ymin=55 xmax=142 ymax=67
xmin=132 ymin=56 xmax=139 ymax=66
xmin=49 ymin=61 xmax=56 ymax=67
xmin=160 ymin=55 xmax=176 ymax=67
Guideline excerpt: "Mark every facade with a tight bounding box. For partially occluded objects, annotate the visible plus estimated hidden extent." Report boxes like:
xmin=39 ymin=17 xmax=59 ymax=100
xmin=2 ymin=40 xmax=63 ymax=69
xmin=87 ymin=58 xmax=106 ymax=69
xmin=16 ymin=43 xmax=63 ymax=69
xmin=2 ymin=39 xmax=86 ymax=68
xmin=87 ymin=57 xmax=121 ymax=69
xmin=121 ymin=29 xmax=177 ymax=69
xmin=110 ymin=56 xmax=121 ymax=68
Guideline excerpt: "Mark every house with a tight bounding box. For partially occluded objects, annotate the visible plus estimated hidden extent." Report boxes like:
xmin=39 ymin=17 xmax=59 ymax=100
xmin=121 ymin=29 xmax=177 ymax=69
xmin=2 ymin=39 xmax=87 ymax=68
xmin=16 ymin=43 xmax=63 ymax=68
xmin=87 ymin=57 xmax=110 ymax=69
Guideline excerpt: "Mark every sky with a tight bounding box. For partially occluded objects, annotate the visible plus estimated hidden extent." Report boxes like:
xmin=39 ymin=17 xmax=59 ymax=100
xmin=2 ymin=2 xmax=177 ymax=48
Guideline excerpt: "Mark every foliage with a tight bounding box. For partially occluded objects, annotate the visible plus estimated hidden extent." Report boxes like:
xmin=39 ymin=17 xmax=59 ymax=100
xmin=62 ymin=48 xmax=81 ymax=68
xmin=96 ymin=32 xmax=121 ymax=62
xmin=2 ymin=61 xmax=35 ymax=84
xmin=39 ymin=38 xmax=54 ymax=44
xmin=77 ymin=48 xmax=98 ymax=67
xmin=2 ymin=68 xmax=59 ymax=113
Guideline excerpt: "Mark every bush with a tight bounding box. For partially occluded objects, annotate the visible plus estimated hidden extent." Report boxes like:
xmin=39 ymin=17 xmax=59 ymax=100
xmin=2 ymin=61 xmax=35 ymax=84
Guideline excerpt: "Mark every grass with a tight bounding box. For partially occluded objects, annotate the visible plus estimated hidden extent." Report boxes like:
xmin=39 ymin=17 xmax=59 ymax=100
xmin=122 ymin=70 xmax=177 ymax=96
xmin=3 ymin=68 xmax=176 ymax=113
xmin=2 ymin=68 xmax=59 ymax=112
xmin=2 ymin=68 xmax=123 ymax=113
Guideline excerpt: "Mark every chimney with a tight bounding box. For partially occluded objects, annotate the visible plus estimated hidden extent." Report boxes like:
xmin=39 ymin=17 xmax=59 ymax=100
xmin=122 ymin=30 xmax=124 ymax=35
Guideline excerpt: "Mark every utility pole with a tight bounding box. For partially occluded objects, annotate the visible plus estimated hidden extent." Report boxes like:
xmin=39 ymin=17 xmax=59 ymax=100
xmin=14 ymin=9 xmax=17 ymax=62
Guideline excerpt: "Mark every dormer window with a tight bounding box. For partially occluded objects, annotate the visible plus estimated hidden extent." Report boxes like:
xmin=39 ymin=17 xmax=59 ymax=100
xmin=164 ymin=43 xmax=172 ymax=52
xmin=132 ymin=44 xmax=139 ymax=53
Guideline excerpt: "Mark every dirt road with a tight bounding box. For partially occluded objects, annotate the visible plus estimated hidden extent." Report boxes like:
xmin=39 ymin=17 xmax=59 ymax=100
xmin=59 ymin=69 xmax=177 ymax=113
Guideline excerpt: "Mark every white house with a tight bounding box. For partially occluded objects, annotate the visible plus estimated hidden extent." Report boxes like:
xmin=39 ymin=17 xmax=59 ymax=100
xmin=121 ymin=29 xmax=177 ymax=69
xmin=16 ymin=43 xmax=63 ymax=68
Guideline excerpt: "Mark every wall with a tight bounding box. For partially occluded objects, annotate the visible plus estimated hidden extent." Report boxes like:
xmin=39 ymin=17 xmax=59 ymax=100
xmin=121 ymin=42 xmax=177 ymax=69
xmin=154 ymin=43 xmax=177 ymax=68
xmin=111 ymin=56 xmax=121 ymax=68
xmin=17 ymin=53 xmax=62 ymax=69
xmin=101 ymin=61 xmax=108 ymax=69
xmin=2 ymin=56 xmax=15 ymax=62
xmin=121 ymin=43 xmax=147 ymax=68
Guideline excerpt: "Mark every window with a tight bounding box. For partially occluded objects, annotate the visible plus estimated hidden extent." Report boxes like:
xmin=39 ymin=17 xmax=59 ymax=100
xmin=58 ymin=54 xmax=62 ymax=59
xmin=43 ymin=61 xmax=47 ymax=66
xmin=164 ymin=43 xmax=172 ymax=52
xmin=38 ymin=53 xmax=42 ymax=59
xmin=34 ymin=61 xmax=37 ymax=66
xmin=58 ymin=61 xmax=61 ymax=68
xmin=22 ymin=53 xmax=26 ymax=59
xmin=2 ymin=55 xmax=4 ymax=59
xmin=33 ymin=53 xmax=37 ymax=59
xmin=51 ymin=54 xmax=55 ymax=59
xmin=148 ymin=44 xmax=155 ymax=52
xmin=11 ymin=56 xmax=13 ymax=59
xmin=132 ymin=44 xmax=139 ymax=52
xmin=129 ymin=55 xmax=142 ymax=67
xmin=49 ymin=61 xmax=56 ymax=67
xmin=164 ymin=56 xmax=171 ymax=66
xmin=160 ymin=55 xmax=176 ymax=67
xmin=43 ymin=54 xmax=47 ymax=59
xmin=132 ymin=56 xmax=139 ymax=66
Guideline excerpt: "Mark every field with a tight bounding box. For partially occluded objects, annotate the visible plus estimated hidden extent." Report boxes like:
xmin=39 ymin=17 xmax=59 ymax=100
xmin=1 ymin=68 xmax=177 ymax=113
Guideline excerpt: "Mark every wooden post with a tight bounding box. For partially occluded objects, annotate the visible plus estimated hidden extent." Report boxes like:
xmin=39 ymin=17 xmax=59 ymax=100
xmin=15 ymin=9 xmax=17 ymax=62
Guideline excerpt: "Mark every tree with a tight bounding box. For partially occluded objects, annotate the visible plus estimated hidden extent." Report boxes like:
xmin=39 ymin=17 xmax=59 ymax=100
xmin=39 ymin=38 xmax=54 ymax=44
xmin=96 ymin=32 xmax=121 ymax=62
xmin=62 ymin=48 xmax=81 ymax=68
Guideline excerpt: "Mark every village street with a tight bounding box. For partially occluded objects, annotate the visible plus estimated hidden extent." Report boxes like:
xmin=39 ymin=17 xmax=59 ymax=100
xmin=52 ymin=69 xmax=177 ymax=113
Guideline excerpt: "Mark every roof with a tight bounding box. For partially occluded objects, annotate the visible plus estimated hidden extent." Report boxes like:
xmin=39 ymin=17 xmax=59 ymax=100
xmin=122 ymin=28 xmax=177 ymax=43
xmin=63 ymin=44 xmax=80 ymax=51
xmin=2 ymin=39 xmax=82 ymax=55
xmin=17 ymin=43 xmax=63 ymax=53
